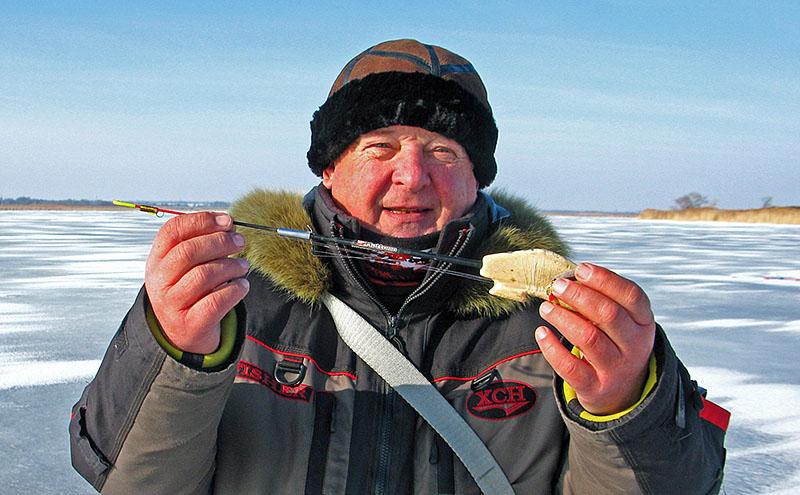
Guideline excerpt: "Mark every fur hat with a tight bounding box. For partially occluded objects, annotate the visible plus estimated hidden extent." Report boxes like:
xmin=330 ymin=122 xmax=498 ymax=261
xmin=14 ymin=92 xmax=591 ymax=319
xmin=307 ymin=39 xmax=498 ymax=188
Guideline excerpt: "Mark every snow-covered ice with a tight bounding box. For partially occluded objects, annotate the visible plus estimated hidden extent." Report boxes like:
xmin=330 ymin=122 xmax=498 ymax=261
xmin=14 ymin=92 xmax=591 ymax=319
xmin=0 ymin=358 xmax=101 ymax=389
xmin=550 ymin=216 xmax=800 ymax=494
xmin=0 ymin=211 xmax=798 ymax=493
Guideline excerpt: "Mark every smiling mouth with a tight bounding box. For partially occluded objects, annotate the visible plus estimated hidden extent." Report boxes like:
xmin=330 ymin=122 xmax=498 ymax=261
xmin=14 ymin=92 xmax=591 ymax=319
xmin=385 ymin=207 xmax=430 ymax=214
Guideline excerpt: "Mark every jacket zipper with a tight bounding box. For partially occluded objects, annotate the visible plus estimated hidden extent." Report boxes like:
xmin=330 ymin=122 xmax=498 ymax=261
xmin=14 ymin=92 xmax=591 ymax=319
xmin=378 ymin=228 xmax=473 ymax=494
xmin=338 ymin=250 xmax=396 ymax=494
xmin=330 ymin=223 xmax=399 ymax=495
xmin=396 ymin=228 xmax=472 ymax=321
xmin=331 ymin=223 xmax=472 ymax=494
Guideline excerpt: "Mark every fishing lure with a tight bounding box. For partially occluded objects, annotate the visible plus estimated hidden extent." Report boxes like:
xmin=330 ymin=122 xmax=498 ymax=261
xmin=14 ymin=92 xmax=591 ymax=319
xmin=113 ymin=200 xmax=575 ymax=304
xmin=480 ymin=250 xmax=576 ymax=304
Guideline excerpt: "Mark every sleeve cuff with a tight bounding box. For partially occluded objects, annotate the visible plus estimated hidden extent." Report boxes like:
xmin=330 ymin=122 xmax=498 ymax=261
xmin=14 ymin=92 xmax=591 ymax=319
xmin=145 ymin=304 xmax=238 ymax=369
xmin=562 ymin=347 xmax=658 ymax=423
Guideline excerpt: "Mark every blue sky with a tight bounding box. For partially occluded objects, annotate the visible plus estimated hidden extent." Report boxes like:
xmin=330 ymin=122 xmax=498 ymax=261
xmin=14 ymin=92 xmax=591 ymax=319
xmin=1 ymin=1 xmax=798 ymax=211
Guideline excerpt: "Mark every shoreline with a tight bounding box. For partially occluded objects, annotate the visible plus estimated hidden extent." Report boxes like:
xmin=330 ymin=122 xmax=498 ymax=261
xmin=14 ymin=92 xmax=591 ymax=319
xmin=0 ymin=204 xmax=122 ymax=211
xmin=0 ymin=203 xmax=229 ymax=212
xmin=1 ymin=204 xmax=637 ymax=217
xmin=545 ymin=211 xmax=637 ymax=218
xmin=639 ymin=207 xmax=800 ymax=225
xmin=4 ymin=204 xmax=798 ymax=224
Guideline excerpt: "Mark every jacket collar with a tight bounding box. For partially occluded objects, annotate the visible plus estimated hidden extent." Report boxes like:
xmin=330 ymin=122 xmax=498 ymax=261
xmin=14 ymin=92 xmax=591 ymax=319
xmin=306 ymin=185 xmax=499 ymax=317
xmin=230 ymin=187 xmax=568 ymax=318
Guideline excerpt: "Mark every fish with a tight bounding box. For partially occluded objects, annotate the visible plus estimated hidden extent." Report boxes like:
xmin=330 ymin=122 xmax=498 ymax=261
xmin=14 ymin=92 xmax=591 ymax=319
xmin=480 ymin=249 xmax=576 ymax=305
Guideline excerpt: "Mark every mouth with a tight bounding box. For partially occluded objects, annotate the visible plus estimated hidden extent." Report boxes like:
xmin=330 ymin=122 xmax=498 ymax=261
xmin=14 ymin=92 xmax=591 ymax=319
xmin=384 ymin=207 xmax=431 ymax=214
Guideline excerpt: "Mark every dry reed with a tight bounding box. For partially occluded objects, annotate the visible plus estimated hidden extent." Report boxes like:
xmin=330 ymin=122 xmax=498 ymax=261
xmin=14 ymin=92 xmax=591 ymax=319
xmin=639 ymin=207 xmax=800 ymax=225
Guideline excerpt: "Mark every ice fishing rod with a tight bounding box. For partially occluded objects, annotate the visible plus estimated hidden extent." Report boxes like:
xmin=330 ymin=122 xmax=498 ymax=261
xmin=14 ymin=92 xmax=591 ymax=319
xmin=112 ymin=200 xmax=483 ymax=270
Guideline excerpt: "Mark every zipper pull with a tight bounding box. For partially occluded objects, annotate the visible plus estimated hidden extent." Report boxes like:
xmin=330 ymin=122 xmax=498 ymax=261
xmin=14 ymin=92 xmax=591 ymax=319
xmin=471 ymin=369 xmax=498 ymax=392
xmin=387 ymin=316 xmax=408 ymax=356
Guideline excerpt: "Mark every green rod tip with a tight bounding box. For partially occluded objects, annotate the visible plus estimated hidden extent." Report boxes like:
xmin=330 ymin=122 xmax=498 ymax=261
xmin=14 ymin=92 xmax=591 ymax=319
xmin=113 ymin=200 xmax=136 ymax=208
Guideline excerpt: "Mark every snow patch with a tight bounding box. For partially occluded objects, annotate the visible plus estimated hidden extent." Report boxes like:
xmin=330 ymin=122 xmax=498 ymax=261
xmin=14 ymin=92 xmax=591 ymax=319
xmin=0 ymin=359 xmax=101 ymax=389
xmin=691 ymin=367 xmax=800 ymax=494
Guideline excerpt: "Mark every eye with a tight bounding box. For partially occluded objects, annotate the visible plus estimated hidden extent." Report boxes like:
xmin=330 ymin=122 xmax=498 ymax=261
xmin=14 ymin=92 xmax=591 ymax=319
xmin=361 ymin=140 xmax=394 ymax=150
xmin=363 ymin=141 xmax=395 ymax=159
xmin=431 ymin=146 xmax=458 ymax=161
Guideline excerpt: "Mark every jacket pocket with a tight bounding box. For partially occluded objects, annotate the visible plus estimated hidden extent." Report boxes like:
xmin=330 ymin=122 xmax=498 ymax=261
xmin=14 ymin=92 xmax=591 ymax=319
xmin=433 ymin=350 xmax=563 ymax=494
xmin=69 ymin=388 xmax=111 ymax=490
xmin=217 ymin=337 xmax=358 ymax=492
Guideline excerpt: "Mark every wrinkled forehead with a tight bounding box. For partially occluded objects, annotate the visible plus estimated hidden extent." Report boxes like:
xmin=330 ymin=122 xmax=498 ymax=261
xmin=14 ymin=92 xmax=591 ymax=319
xmin=328 ymin=39 xmax=490 ymax=109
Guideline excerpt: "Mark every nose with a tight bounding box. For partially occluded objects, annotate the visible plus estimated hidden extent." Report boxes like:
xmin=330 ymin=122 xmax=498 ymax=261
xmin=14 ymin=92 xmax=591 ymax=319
xmin=391 ymin=146 xmax=431 ymax=191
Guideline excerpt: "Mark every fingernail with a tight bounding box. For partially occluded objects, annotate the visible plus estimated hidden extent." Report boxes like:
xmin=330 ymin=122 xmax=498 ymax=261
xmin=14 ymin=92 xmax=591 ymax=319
xmin=575 ymin=263 xmax=591 ymax=281
xmin=232 ymin=233 xmax=245 ymax=247
xmin=216 ymin=214 xmax=232 ymax=227
xmin=551 ymin=278 xmax=568 ymax=295
xmin=238 ymin=278 xmax=250 ymax=291
xmin=238 ymin=258 xmax=250 ymax=270
xmin=535 ymin=326 xmax=548 ymax=340
xmin=540 ymin=301 xmax=554 ymax=315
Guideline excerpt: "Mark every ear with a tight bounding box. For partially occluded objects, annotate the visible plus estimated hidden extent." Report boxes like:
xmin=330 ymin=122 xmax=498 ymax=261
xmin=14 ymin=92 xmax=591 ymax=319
xmin=322 ymin=165 xmax=335 ymax=188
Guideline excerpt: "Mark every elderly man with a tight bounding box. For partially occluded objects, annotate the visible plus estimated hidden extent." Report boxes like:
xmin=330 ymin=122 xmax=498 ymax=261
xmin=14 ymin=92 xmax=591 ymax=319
xmin=71 ymin=39 xmax=727 ymax=494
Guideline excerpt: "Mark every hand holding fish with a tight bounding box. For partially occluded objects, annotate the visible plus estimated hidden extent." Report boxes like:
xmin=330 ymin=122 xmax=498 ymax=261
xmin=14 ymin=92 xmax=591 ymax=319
xmin=144 ymin=212 xmax=250 ymax=354
xmin=534 ymin=263 xmax=656 ymax=416
xmin=121 ymin=201 xmax=655 ymax=397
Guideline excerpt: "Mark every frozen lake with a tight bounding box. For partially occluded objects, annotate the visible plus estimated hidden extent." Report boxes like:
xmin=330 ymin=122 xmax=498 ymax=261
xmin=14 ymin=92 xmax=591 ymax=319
xmin=1 ymin=210 xmax=798 ymax=493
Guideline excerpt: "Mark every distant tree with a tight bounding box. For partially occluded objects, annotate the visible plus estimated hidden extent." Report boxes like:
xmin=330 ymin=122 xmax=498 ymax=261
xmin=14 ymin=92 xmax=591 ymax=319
xmin=761 ymin=196 xmax=773 ymax=208
xmin=673 ymin=192 xmax=712 ymax=210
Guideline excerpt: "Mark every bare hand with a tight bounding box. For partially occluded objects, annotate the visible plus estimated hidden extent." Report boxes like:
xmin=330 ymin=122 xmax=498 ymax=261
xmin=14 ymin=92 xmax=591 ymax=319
xmin=144 ymin=212 xmax=250 ymax=354
xmin=534 ymin=263 xmax=655 ymax=415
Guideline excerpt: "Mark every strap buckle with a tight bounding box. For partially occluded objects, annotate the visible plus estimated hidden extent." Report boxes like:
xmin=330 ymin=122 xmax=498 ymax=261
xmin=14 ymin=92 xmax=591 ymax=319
xmin=274 ymin=360 xmax=307 ymax=386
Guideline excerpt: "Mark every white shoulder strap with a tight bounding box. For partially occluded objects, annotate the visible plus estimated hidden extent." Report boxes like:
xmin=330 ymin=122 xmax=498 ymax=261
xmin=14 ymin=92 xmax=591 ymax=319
xmin=320 ymin=292 xmax=514 ymax=495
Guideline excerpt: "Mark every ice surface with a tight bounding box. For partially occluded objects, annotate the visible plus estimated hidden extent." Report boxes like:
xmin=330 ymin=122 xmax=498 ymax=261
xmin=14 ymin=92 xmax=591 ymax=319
xmin=0 ymin=211 xmax=798 ymax=493
xmin=0 ymin=358 xmax=101 ymax=389
xmin=549 ymin=215 xmax=800 ymax=493
xmin=691 ymin=366 xmax=800 ymax=494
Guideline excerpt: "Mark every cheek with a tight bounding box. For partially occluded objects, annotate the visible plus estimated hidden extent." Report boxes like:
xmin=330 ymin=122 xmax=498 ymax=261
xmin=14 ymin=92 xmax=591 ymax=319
xmin=346 ymin=171 xmax=384 ymax=202
xmin=331 ymin=169 xmax=389 ymax=218
xmin=437 ymin=169 xmax=478 ymax=212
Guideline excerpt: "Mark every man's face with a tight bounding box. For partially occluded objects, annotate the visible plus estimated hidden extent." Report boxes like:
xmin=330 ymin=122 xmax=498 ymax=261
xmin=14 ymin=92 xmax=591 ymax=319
xmin=322 ymin=126 xmax=479 ymax=238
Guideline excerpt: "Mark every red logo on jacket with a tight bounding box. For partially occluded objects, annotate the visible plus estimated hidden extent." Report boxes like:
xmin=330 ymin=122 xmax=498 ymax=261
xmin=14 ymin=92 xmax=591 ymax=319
xmin=237 ymin=360 xmax=312 ymax=402
xmin=467 ymin=380 xmax=536 ymax=420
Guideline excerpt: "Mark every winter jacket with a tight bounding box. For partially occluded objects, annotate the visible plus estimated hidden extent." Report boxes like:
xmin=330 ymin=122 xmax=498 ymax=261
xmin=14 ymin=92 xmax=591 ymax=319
xmin=70 ymin=187 xmax=728 ymax=494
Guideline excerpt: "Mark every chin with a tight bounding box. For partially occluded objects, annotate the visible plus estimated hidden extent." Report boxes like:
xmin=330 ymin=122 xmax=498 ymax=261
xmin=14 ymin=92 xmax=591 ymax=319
xmin=392 ymin=231 xmax=429 ymax=238
xmin=376 ymin=212 xmax=440 ymax=238
xmin=379 ymin=224 xmax=437 ymax=238
xmin=402 ymin=227 xmax=439 ymax=238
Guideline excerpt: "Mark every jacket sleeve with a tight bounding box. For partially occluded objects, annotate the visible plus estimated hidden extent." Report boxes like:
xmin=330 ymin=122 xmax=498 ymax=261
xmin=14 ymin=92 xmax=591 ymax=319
xmin=69 ymin=287 xmax=246 ymax=494
xmin=556 ymin=325 xmax=728 ymax=495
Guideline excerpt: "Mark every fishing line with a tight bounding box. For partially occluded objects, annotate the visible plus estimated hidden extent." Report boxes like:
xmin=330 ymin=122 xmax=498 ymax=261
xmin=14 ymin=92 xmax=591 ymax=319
xmin=113 ymin=200 xmax=490 ymax=283
xmin=304 ymin=238 xmax=491 ymax=284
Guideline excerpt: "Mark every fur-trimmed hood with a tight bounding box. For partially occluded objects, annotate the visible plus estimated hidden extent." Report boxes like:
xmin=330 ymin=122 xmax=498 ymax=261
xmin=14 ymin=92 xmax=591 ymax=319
xmin=230 ymin=188 xmax=569 ymax=318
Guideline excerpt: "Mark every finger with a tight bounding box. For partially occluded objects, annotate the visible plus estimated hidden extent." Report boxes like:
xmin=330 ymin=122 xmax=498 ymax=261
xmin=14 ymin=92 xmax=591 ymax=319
xmin=169 ymin=257 xmax=251 ymax=309
xmin=534 ymin=326 xmax=595 ymax=392
xmin=574 ymin=263 xmax=654 ymax=326
xmin=185 ymin=278 xmax=250 ymax=330
xmin=549 ymin=277 xmax=643 ymax=354
xmin=159 ymin=231 xmax=247 ymax=285
xmin=539 ymin=300 xmax=620 ymax=365
xmin=151 ymin=212 xmax=234 ymax=260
